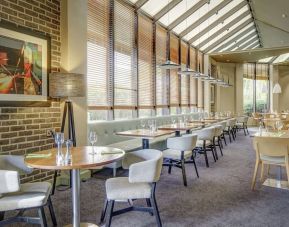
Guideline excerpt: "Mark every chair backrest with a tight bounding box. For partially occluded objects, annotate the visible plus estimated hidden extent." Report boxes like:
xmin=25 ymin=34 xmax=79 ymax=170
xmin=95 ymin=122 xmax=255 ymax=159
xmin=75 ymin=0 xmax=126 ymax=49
xmin=219 ymin=121 xmax=227 ymax=130
xmin=0 ymin=155 xmax=33 ymax=175
xmin=167 ymin=134 xmax=197 ymax=151
xmin=237 ymin=116 xmax=248 ymax=123
xmin=213 ymin=125 xmax=223 ymax=137
xmin=253 ymin=137 xmax=289 ymax=159
xmin=227 ymin=118 xmax=236 ymax=127
xmin=196 ymin=127 xmax=215 ymax=140
xmin=122 ymin=149 xmax=163 ymax=183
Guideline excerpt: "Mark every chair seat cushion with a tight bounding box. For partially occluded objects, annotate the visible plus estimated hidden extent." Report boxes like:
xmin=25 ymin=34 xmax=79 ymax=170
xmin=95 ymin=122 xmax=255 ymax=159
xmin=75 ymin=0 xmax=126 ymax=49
xmin=0 ymin=182 xmax=51 ymax=212
xmin=106 ymin=177 xmax=151 ymax=200
xmin=260 ymin=154 xmax=285 ymax=164
xmin=196 ymin=140 xmax=211 ymax=147
xmin=107 ymin=139 xmax=142 ymax=152
xmin=162 ymin=149 xmax=192 ymax=159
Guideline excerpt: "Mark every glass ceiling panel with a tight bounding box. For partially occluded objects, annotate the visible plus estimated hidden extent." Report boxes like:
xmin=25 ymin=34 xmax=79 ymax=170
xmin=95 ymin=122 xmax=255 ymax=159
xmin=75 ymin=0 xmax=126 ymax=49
xmin=273 ymin=53 xmax=289 ymax=64
xmin=258 ymin=57 xmax=274 ymax=63
xmin=191 ymin=6 xmax=249 ymax=46
xmin=242 ymin=39 xmax=259 ymax=50
xmin=196 ymin=16 xmax=252 ymax=50
xmin=221 ymin=31 xmax=256 ymax=51
xmin=183 ymin=0 xmax=245 ymax=41
xmin=159 ymin=0 xmax=199 ymax=26
xmin=127 ymin=0 xmax=138 ymax=3
xmin=172 ymin=0 xmax=223 ymax=35
xmin=252 ymin=45 xmax=259 ymax=49
xmin=237 ymin=34 xmax=258 ymax=48
xmin=207 ymin=22 xmax=255 ymax=52
xmin=141 ymin=0 xmax=173 ymax=17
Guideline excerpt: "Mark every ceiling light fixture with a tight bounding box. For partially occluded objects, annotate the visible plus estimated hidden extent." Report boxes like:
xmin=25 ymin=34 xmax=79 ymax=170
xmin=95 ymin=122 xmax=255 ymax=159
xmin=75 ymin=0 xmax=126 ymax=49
xmin=273 ymin=83 xmax=282 ymax=93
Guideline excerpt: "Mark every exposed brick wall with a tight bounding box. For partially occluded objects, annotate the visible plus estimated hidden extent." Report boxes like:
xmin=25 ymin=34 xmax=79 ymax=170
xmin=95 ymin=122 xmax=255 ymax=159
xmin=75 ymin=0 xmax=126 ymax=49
xmin=0 ymin=0 xmax=61 ymax=183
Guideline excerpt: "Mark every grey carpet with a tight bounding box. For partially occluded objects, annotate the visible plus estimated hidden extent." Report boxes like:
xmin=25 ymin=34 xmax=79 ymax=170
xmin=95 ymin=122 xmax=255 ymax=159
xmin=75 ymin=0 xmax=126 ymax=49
xmin=5 ymin=128 xmax=289 ymax=227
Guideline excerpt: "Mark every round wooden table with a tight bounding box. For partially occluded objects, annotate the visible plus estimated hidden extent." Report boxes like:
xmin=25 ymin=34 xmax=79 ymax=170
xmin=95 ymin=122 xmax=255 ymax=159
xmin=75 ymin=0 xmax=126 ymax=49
xmin=25 ymin=146 xmax=125 ymax=227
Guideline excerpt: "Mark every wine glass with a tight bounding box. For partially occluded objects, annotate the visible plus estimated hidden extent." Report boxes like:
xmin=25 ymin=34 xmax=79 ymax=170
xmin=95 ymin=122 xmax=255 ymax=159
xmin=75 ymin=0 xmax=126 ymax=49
xmin=55 ymin=132 xmax=64 ymax=165
xmin=171 ymin=117 xmax=176 ymax=126
xmin=140 ymin=120 xmax=146 ymax=131
xmin=89 ymin=131 xmax=98 ymax=154
xmin=275 ymin=121 xmax=283 ymax=133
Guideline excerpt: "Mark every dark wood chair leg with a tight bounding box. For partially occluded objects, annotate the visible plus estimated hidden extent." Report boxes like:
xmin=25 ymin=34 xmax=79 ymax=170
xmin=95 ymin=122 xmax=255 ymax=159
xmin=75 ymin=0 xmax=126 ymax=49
xmin=150 ymin=184 xmax=162 ymax=227
xmin=47 ymin=196 xmax=57 ymax=226
xmin=181 ymin=152 xmax=187 ymax=186
xmin=222 ymin=133 xmax=227 ymax=145
xmin=105 ymin=200 xmax=114 ymax=227
xmin=218 ymin=138 xmax=223 ymax=156
xmin=191 ymin=154 xmax=199 ymax=178
xmin=146 ymin=198 xmax=153 ymax=216
xmin=100 ymin=199 xmax=108 ymax=223
xmin=38 ymin=207 xmax=48 ymax=227
xmin=0 ymin=212 xmax=4 ymax=221
xmin=168 ymin=159 xmax=172 ymax=174
xmin=51 ymin=170 xmax=58 ymax=195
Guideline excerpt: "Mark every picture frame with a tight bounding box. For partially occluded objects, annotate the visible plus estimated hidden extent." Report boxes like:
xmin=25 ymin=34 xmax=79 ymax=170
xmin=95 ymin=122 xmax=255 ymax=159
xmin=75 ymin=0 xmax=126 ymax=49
xmin=0 ymin=21 xmax=51 ymax=107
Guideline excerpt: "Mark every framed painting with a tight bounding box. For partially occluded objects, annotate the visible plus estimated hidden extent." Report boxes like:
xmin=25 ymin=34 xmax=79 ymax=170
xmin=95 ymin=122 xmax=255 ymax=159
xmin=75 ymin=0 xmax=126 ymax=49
xmin=0 ymin=21 xmax=51 ymax=105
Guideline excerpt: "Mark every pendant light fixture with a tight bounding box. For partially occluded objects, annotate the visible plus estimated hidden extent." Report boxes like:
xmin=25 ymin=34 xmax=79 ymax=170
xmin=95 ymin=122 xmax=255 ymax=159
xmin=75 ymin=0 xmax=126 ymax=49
xmin=159 ymin=0 xmax=180 ymax=70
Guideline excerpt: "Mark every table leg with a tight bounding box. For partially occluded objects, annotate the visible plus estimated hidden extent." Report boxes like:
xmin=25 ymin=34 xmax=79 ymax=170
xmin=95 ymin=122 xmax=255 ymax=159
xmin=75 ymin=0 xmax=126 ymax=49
xmin=72 ymin=169 xmax=80 ymax=227
xmin=142 ymin=138 xmax=150 ymax=149
xmin=175 ymin=131 xmax=181 ymax=137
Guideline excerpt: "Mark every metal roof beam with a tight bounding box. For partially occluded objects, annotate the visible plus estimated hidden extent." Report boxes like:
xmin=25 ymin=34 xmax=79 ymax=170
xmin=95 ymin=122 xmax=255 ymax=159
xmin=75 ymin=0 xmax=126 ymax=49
xmin=135 ymin=0 xmax=150 ymax=9
xmin=203 ymin=18 xmax=253 ymax=53
xmin=167 ymin=0 xmax=208 ymax=30
xmin=153 ymin=0 xmax=182 ymax=22
xmin=225 ymin=32 xmax=257 ymax=51
xmin=243 ymin=40 xmax=259 ymax=49
xmin=197 ymin=11 xmax=250 ymax=48
xmin=188 ymin=1 xmax=248 ymax=44
xmin=180 ymin=0 xmax=232 ymax=37
xmin=236 ymin=36 xmax=258 ymax=50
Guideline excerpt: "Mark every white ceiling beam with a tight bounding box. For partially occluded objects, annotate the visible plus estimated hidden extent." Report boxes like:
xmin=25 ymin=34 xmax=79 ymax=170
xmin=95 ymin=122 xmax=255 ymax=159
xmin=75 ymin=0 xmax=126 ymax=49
xmin=203 ymin=18 xmax=253 ymax=53
xmin=236 ymin=36 xmax=259 ymax=50
xmin=197 ymin=11 xmax=250 ymax=48
xmin=153 ymin=0 xmax=182 ymax=21
xmin=167 ymin=0 xmax=208 ymax=30
xmin=188 ymin=1 xmax=247 ymax=43
xmin=135 ymin=0 xmax=150 ymax=9
xmin=179 ymin=0 xmax=232 ymax=37
xmin=244 ymin=40 xmax=259 ymax=49
xmin=225 ymin=32 xmax=257 ymax=51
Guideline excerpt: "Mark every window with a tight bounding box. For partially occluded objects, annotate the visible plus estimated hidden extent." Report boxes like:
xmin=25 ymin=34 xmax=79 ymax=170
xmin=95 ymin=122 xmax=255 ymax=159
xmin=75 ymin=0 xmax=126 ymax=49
xmin=180 ymin=41 xmax=189 ymax=113
xmin=190 ymin=46 xmax=198 ymax=112
xmin=114 ymin=0 xmax=136 ymax=119
xmin=170 ymin=34 xmax=180 ymax=114
xmin=138 ymin=15 xmax=154 ymax=117
xmin=156 ymin=24 xmax=169 ymax=116
xmin=243 ymin=63 xmax=269 ymax=114
xmin=87 ymin=0 xmax=110 ymax=121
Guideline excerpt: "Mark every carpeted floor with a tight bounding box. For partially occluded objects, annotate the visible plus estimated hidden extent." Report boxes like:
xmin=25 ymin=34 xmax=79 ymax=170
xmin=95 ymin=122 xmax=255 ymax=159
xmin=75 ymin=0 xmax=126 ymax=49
xmin=6 ymin=128 xmax=289 ymax=226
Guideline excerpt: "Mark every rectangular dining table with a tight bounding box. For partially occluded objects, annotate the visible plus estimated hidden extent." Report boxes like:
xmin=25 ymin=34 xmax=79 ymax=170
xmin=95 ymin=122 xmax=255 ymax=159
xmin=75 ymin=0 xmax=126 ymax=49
xmin=158 ymin=123 xmax=203 ymax=136
xmin=116 ymin=129 xmax=174 ymax=149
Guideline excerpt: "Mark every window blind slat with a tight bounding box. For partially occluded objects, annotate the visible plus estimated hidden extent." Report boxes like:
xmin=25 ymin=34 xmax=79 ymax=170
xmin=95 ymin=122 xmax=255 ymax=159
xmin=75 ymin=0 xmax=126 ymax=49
xmin=170 ymin=34 xmax=180 ymax=106
xmin=87 ymin=0 xmax=110 ymax=107
xmin=114 ymin=0 xmax=136 ymax=107
xmin=181 ymin=41 xmax=189 ymax=106
xmin=138 ymin=15 xmax=154 ymax=108
xmin=156 ymin=25 xmax=168 ymax=108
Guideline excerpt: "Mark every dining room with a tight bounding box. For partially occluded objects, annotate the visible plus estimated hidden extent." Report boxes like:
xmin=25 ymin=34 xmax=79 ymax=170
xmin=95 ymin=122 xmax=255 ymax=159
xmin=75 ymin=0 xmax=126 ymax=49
xmin=1 ymin=0 xmax=289 ymax=227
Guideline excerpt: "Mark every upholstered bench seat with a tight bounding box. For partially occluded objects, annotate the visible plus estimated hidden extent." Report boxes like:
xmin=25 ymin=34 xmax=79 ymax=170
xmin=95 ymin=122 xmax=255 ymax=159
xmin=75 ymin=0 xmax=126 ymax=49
xmin=107 ymin=138 xmax=142 ymax=152
xmin=0 ymin=182 xmax=51 ymax=212
xmin=106 ymin=177 xmax=151 ymax=200
xmin=162 ymin=149 xmax=192 ymax=159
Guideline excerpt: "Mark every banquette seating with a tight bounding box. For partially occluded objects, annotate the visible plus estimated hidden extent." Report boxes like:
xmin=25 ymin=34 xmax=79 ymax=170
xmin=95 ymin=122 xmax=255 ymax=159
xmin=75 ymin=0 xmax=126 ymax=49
xmin=88 ymin=113 xmax=201 ymax=176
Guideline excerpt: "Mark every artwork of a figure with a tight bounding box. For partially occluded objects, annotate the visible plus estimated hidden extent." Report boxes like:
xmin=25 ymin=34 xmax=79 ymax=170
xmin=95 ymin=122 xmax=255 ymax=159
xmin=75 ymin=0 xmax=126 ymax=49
xmin=0 ymin=37 xmax=42 ymax=96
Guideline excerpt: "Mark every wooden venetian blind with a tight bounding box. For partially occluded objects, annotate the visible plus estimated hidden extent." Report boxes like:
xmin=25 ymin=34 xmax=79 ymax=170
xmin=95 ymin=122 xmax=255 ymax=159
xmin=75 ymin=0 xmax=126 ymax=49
xmin=243 ymin=63 xmax=255 ymax=79
xmin=180 ymin=41 xmax=189 ymax=106
xmin=190 ymin=46 xmax=197 ymax=106
xmin=256 ymin=64 xmax=269 ymax=80
xmin=87 ymin=0 xmax=110 ymax=108
xmin=156 ymin=25 xmax=168 ymax=108
xmin=114 ymin=1 xmax=136 ymax=108
xmin=198 ymin=50 xmax=204 ymax=73
xmin=170 ymin=34 xmax=180 ymax=107
xmin=138 ymin=15 xmax=154 ymax=108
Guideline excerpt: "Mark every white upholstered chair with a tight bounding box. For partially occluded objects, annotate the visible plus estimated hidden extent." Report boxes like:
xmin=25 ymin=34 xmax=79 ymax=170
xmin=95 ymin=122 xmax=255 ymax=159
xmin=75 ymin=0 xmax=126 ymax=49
xmin=224 ymin=119 xmax=237 ymax=142
xmin=236 ymin=116 xmax=249 ymax=136
xmin=100 ymin=149 xmax=163 ymax=227
xmin=162 ymin=135 xmax=199 ymax=186
xmin=0 ymin=155 xmax=57 ymax=227
xmin=219 ymin=121 xmax=227 ymax=146
xmin=251 ymin=137 xmax=289 ymax=190
xmin=195 ymin=127 xmax=217 ymax=167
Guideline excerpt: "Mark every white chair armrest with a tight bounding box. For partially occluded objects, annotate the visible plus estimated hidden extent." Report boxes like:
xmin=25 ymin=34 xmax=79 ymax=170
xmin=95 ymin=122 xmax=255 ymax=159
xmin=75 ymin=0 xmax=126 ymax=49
xmin=0 ymin=155 xmax=33 ymax=175
xmin=0 ymin=170 xmax=20 ymax=194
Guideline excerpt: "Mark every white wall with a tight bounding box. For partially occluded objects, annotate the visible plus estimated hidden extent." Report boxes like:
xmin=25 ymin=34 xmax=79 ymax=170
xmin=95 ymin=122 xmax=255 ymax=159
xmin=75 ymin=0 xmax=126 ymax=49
xmin=278 ymin=65 xmax=289 ymax=111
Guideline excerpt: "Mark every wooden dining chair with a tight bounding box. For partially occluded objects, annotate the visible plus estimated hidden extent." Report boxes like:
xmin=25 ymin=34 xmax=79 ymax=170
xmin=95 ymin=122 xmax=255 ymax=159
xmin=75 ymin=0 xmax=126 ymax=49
xmin=251 ymin=137 xmax=289 ymax=190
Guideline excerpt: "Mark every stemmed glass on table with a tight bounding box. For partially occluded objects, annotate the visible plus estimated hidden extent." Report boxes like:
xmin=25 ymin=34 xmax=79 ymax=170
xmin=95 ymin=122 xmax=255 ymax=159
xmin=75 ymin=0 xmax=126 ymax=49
xmin=55 ymin=132 xmax=65 ymax=165
xmin=140 ymin=120 xmax=146 ymax=132
xmin=89 ymin=131 xmax=98 ymax=155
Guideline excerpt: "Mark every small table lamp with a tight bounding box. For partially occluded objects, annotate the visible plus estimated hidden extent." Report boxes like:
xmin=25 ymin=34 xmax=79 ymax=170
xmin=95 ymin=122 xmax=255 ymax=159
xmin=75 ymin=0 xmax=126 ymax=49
xmin=49 ymin=72 xmax=85 ymax=146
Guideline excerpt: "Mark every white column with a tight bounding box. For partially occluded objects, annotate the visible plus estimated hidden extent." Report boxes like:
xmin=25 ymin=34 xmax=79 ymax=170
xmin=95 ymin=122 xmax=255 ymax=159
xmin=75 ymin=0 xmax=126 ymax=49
xmin=60 ymin=0 xmax=88 ymax=146
xmin=235 ymin=64 xmax=243 ymax=114
xmin=270 ymin=65 xmax=279 ymax=112
xmin=204 ymin=54 xmax=211 ymax=113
